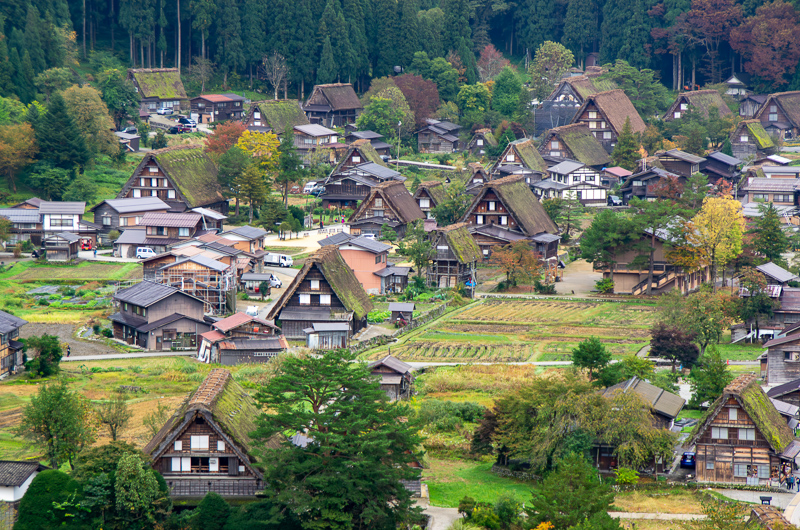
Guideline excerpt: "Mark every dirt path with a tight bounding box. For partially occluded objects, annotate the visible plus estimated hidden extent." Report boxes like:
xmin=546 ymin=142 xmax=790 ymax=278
xmin=20 ymin=323 xmax=118 ymax=357
xmin=557 ymin=259 xmax=602 ymax=296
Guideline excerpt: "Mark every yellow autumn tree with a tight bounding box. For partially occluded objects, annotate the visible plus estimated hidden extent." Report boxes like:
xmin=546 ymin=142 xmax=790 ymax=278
xmin=235 ymin=130 xmax=280 ymax=174
xmin=686 ymin=196 xmax=744 ymax=289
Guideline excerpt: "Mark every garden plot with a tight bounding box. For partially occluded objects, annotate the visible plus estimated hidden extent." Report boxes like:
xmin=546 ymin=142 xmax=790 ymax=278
xmin=390 ymin=341 xmax=533 ymax=362
xmin=456 ymin=301 xmax=657 ymax=328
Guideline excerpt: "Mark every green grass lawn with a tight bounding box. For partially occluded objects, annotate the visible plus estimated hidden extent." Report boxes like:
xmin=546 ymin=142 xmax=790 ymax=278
xmin=0 ymin=261 xmax=142 ymax=281
xmin=424 ymin=457 xmax=534 ymax=507
xmin=714 ymin=342 xmax=765 ymax=361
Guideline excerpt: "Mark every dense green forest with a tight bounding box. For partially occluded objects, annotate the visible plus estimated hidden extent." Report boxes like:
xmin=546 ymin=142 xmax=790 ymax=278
xmin=2 ymin=0 xmax=800 ymax=104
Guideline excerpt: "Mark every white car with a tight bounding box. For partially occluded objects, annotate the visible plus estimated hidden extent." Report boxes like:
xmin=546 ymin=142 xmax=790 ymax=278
xmin=303 ymin=181 xmax=317 ymax=194
xmin=136 ymin=247 xmax=157 ymax=259
xmin=156 ymin=108 xmax=173 ymax=115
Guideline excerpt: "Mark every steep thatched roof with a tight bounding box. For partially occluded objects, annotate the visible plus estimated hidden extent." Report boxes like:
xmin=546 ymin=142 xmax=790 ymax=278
xmin=351 ymin=181 xmax=425 ymax=224
xmin=509 ymin=139 xmax=547 ymax=172
xmin=249 ymin=100 xmax=309 ymax=134
xmin=127 ymin=145 xmax=224 ymax=208
xmin=469 ymin=128 xmax=498 ymax=148
xmin=577 ymin=90 xmax=646 ymax=134
xmin=735 ymin=119 xmax=776 ymax=150
xmin=144 ymin=369 xmax=277 ymax=476
xmin=266 ymin=246 xmax=373 ymax=321
xmin=413 ymin=181 xmax=445 ymax=206
xmin=541 ymin=124 xmax=611 ymax=166
xmin=129 ymin=68 xmax=187 ymax=99
xmin=665 ymin=90 xmax=733 ymax=120
xmin=546 ymin=75 xmax=618 ymax=101
xmin=439 ymin=223 xmax=482 ymax=264
xmin=461 ymin=176 xmax=558 ymax=236
xmin=756 ymin=91 xmax=800 ymax=128
xmin=306 ymin=83 xmax=363 ymax=111
xmin=330 ymin=139 xmax=386 ymax=175
xmin=689 ymin=374 xmax=795 ymax=453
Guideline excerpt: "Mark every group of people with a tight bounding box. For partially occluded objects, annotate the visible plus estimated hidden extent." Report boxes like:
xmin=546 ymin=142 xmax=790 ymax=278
xmin=780 ymin=472 xmax=800 ymax=491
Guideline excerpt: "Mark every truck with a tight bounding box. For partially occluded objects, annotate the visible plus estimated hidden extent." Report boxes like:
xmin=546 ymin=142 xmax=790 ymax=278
xmin=264 ymin=253 xmax=294 ymax=268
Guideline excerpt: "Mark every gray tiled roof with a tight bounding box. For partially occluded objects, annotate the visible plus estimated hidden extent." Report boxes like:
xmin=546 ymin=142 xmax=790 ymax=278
xmin=549 ymin=160 xmax=585 ymax=175
xmin=225 ymin=225 xmax=267 ymax=240
xmin=94 ymin=197 xmax=169 ymax=214
xmin=294 ymin=124 xmax=337 ymax=136
xmin=114 ymin=229 xmax=147 ymax=245
xmin=39 ymin=201 xmax=85 ymax=215
xmin=389 ymin=302 xmax=415 ymax=312
xmin=368 ymin=354 xmax=413 ymax=374
xmin=0 ymin=310 xmax=26 ymax=335
xmin=757 ymin=262 xmax=798 ymax=284
xmin=664 ymin=149 xmax=706 ymax=164
xmin=114 ymin=281 xmax=186 ymax=307
xmin=318 ymin=232 xmax=354 ymax=247
xmin=341 ymin=236 xmax=391 ymax=254
xmin=161 ymin=255 xmax=229 ymax=272
xmin=0 ymin=209 xmax=40 ymax=224
xmin=0 ymin=461 xmax=45 ymax=487
xmin=140 ymin=212 xmax=201 ymax=227
xmin=603 ymin=376 xmax=685 ymax=418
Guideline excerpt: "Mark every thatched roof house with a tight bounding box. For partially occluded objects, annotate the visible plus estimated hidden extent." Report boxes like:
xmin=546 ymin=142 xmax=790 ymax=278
xmin=330 ymin=139 xmax=386 ymax=176
xmin=303 ymin=83 xmax=363 ymax=127
xmin=266 ymin=246 xmax=373 ymax=339
xmin=119 ymin=145 xmax=227 ymax=213
xmin=243 ymin=100 xmax=309 ymax=133
xmin=144 ymin=368 xmax=279 ymax=497
xmin=539 ymin=123 xmax=611 ymax=167
xmin=490 ymin=138 xmax=548 ymax=180
xmin=755 ymin=91 xmax=800 ymax=138
xmin=664 ymin=90 xmax=733 ymax=121
xmin=546 ymin=75 xmax=619 ymax=103
xmin=128 ymin=68 xmax=187 ymax=111
xmin=349 ymin=180 xmax=424 ymax=239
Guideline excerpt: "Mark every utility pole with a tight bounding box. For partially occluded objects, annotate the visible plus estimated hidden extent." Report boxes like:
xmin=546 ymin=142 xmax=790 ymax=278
xmin=397 ymin=121 xmax=402 ymax=171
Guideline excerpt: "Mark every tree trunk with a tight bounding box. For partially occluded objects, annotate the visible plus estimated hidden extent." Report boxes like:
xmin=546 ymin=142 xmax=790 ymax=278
xmin=249 ymin=63 xmax=253 ymax=88
xmin=83 ymin=0 xmax=86 ymax=58
xmin=646 ymin=233 xmax=655 ymax=295
xmin=692 ymin=57 xmax=696 ymax=90
xmin=284 ymin=78 xmax=288 ymax=99
xmin=129 ymin=33 xmax=134 ymax=66
xmin=177 ymin=0 xmax=181 ymax=71
xmin=235 ymin=197 xmax=240 ymax=217
xmin=249 ymin=201 xmax=253 ymax=223
xmin=677 ymin=52 xmax=682 ymax=90
xmin=140 ymin=41 xmax=145 ymax=69
xmin=201 ymin=31 xmax=205 ymax=61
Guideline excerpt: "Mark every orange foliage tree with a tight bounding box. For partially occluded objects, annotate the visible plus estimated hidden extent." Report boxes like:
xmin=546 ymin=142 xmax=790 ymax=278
xmin=489 ymin=240 xmax=542 ymax=288
xmin=0 ymin=123 xmax=38 ymax=192
xmin=204 ymin=121 xmax=246 ymax=156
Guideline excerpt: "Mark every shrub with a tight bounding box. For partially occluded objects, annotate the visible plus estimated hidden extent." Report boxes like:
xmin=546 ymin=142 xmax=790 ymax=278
xmin=614 ymin=467 xmax=639 ymax=485
xmin=367 ymin=310 xmax=391 ymax=323
xmin=102 ymin=328 xmax=113 ymax=338
xmin=595 ymin=278 xmax=614 ymax=294
xmin=12 ymin=243 xmax=21 ymax=258
xmin=418 ymin=399 xmax=486 ymax=432
xmin=60 ymin=287 xmax=76 ymax=297
xmin=533 ymin=279 xmax=556 ymax=294
xmin=92 ymin=324 xmax=101 ymax=334
xmin=14 ymin=470 xmax=81 ymax=530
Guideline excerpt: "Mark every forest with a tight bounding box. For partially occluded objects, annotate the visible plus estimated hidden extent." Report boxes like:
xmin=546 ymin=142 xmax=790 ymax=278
xmin=2 ymin=0 xmax=800 ymax=106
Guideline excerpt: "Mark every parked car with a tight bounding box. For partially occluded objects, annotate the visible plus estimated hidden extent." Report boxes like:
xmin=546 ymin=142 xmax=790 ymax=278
xmin=310 ymin=185 xmax=325 ymax=197
xmin=303 ymin=181 xmax=318 ymax=194
xmin=119 ymin=126 xmax=138 ymax=135
xmin=680 ymin=452 xmax=696 ymax=468
xmin=607 ymin=195 xmax=623 ymax=206
xmin=268 ymin=273 xmax=282 ymax=288
xmin=157 ymin=107 xmax=173 ymax=115
xmin=167 ymin=126 xmax=185 ymax=134
xmin=178 ymin=117 xmax=197 ymax=126
xmin=245 ymin=305 xmax=259 ymax=317
xmin=136 ymin=247 xmax=157 ymax=259
xmin=362 ymin=233 xmax=376 ymax=240
xmin=264 ymin=253 xmax=293 ymax=268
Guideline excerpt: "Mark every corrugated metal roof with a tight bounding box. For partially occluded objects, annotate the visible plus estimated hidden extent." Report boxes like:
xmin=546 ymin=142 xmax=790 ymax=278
xmin=341 ymin=236 xmax=391 ymax=254
xmin=373 ymin=266 xmax=412 ymax=277
xmin=756 ymin=262 xmax=798 ymax=284
xmin=770 ymin=397 xmax=799 ymax=418
xmin=39 ymin=201 xmax=85 ymax=214
xmin=549 ymin=160 xmax=585 ymax=175
xmin=310 ymin=322 xmax=351 ymax=332
xmin=139 ymin=313 xmax=205 ymax=333
xmin=224 ymin=225 xmax=267 ymax=240
xmin=191 ymin=207 xmax=227 ymax=220
xmin=0 ymin=310 xmax=26 ymax=335
xmin=46 ymin=232 xmax=80 ymax=243
xmin=767 ymin=377 xmax=800 ymax=399
xmin=294 ymin=124 xmax=337 ymax=136
xmin=0 ymin=209 xmax=40 ymax=224
xmin=141 ymin=212 xmax=201 ymax=227
xmin=706 ymin=151 xmax=741 ymax=166
xmin=318 ymin=232 xmax=354 ymax=247
xmin=114 ymin=280 xmax=192 ymax=307
xmin=161 ymin=254 xmax=228 ymax=272
xmin=389 ymin=303 xmax=415 ymax=312
xmin=97 ymin=197 xmax=170 ymax=214
xmin=114 ymin=229 xmax=147 ymax=245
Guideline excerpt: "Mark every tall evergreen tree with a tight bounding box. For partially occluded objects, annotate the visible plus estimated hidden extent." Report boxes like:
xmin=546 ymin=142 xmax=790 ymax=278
xmin=36 ymin=93 xmax=91 ymax=170
xmin=19 ymin=51 xmax=36 ymax=104
xmin=23 ymin=6 xmax=47 ymax=73
xmin=214 ymin=0 xmax=245 ymax=87
xmin=343 ymin=0 xmax=369 ymax=83
xmin=317 ymin=36 xmax=337 ymax=84
xmin=318 ymin=0 xmax=354 ymax=82
xmin=611 ymin=118 xmax=640 ymax=170
xmin=514 ymin=0 xmax=557 ymax=52
xmin=242 ymin=0 xmax=267 ymax=86
xmin=0 ymin=17 xmax=16 ymax=97
xmin=600 ymin=0 xmax=652 ymax=67
xmin=397 ymin=0 xmax=420 ymax=69
xmin=749 ymin=203 xmax=789 ymax=264
xmin=441 ymin=0 xmax=471 ymax=51
xmin=417 ymin=8 xmax=446 ymax=59
xmin=562 ymin=0 xmax=598 ymax=65
xmin=373 ymin=0 xmax=399 ymax=76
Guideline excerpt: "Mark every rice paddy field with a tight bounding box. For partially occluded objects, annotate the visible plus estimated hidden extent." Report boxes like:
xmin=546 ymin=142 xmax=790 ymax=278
xmin=366 ymin=299 xmax=658 ymax=363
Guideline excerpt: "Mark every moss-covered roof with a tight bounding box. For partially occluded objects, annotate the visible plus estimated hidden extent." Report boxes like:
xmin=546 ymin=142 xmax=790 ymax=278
xmin=331 ymin=139 xmax=387 ymax=175
xmin=666 ymin=90 xmax=732 ymax=120
xmin=544 ymin=124 xmax=611 ymax=167
xmin=511 ymin=139 xmax=548 ymax=172
xmin=414 ymin=181 xmax=445 ymax=206
xmin=744 ymin=120 xmax=775 ymax=149
xmin=140 ymin=146 xmax=224 ymax=208
xmin=351 ymin=181 xmax=425 ymax=224
xmin=470 ymin=128 xmax=498 ymax=147
xmin=250 ymin=100 xmax=309 ymax=134
xmin=462 ymin=175 xmax=558 ymax=236
xmin=129 ymin=68 xmax=187 ymax=99
xmin=440 ymin=223 xmax=482 ymax=263
xmin=689 ymin=374 xmax=795 ymax=453
xmin=266 ymin=246 xmax=374 ymax=321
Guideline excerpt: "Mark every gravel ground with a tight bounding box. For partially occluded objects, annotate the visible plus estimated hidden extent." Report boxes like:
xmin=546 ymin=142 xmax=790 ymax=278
xmin=20 ymin=323 xmax=118 ymax=357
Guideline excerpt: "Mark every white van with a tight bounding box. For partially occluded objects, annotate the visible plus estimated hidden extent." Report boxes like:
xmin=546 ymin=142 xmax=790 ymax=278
xmin=136 ymin=247 xmax=157 ymax=259
xmin=264 ymin=253 xmax=293 ymax=267
xmin=245 ymin=305 xmax=260 ymax=317
xmin=303 ymin=181 xmax=317 ymax=194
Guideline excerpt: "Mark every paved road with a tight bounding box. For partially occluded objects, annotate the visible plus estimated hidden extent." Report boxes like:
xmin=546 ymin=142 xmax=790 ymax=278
xmin=609 ymin=512 xmax=706 ymax=520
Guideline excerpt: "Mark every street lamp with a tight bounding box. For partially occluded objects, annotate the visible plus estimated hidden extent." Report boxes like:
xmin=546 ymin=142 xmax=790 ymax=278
xmin=397 ymin=121 xmax=402 ymax=171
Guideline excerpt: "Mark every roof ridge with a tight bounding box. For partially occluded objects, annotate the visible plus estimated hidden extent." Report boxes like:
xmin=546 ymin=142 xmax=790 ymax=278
xmin=188 ymin=368 xmax=231 ymax=410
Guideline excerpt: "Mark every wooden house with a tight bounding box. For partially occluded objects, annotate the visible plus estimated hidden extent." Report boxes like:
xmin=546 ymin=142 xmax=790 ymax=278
xmin=413 ymin=181 xmax=445 ymax=219
xmin=459 ymin=175 xmax=559 ymax=248
xmin=242 ymin=100 xmax=309 ymax=133
xmin=701 ymin=151 xmax=741 ymax=185
xmin=114 ymin=131 xmax=141 ymax=153
xmin=462 ymin=163 xmax=492 ymax=194
xmin=91 ymin=197 xmax=170 ymax=245
xmin=145 ymin=368 xmax=279 ymax=497
xmin=189 ymin=93 xmax=246 ymax=123
xmin=293 ymin=124 xmax=339 ymax=163
xmin=0 ymin=208 xmax=43 ymax=247
xmin=657 ymin=149 xmax=706 ymax=178
xmin=348 ymin=181 xmax=424 ymax=239
xmin=689 ymin=374 xmax=797 ymax=485
xmin=538 ymin=124 xmax=611 ymax=168
xmin=741 ymin=178 xmax=798 ymax=206
xmin=416 ymin=119 xmax=462 ymax=153
xmin=534 ymin=160 xmax=608 ymax=205
xmin=427 ymin=223 xmax=481 ymax=295
xmin=344 ymin=130 xmax=392 ymax=156
xmin=219 ymin=226 xmax=267 ymax=254
xmin=114 ymin=228 xmax=146 ymax=258
xmin=765 ymin=334 xmax=800 ymax=385
xmin=42 ymin=232 xmax=79 ymax=262
xmin=329 ymin=139 xmax=387 ymax=176
xmin=731 ymin=120 xmax=776 ymax=161
xmin=118 ymin=145 xmax=228 ymax=214
xmin=619 ymin=167 xmax=684 ymax=204
xmin=534 ymin=75 xmax=618 ymax=136
xmin=723 ymin=73 xmax=751 ymax=99
xmin=39 ymin=201 xmax=98 ymax=248
xmin=755 ymin=92 xmax=800 ymax=140
xmin=767 ymin=378 xmax=800 ymax=408
xmin=303 ymin=322 xmax=351 ymax=350
xmin=140 ymin=212 xmax=204 ymax=254
xmin=740 ymin=95 xmax=768 ymax=119
xmin=466 ymin=128 xmax=498 ymax=156
xmin=319 ymin=174 xmax=375 ymax=209
xmin=368 ymin=355 xmax=414 ymax=401
xmin=9 ymin=198 xmax=42 ymax=210
xmin=109 ymin=281 xmax=210 ymax=350
xmin=303 ymin=83 xmax=362 ymax=127
xmin=490 ymin=139 xmax=548 ymax=182
xmin=0 ymin=310 xmax=26 ymax=378
xmin=197 ymin=313 xmax=286 ymax=365
xmin=570 ymin=90 xmax=647 ymax=153
xmin=601 ymin=166 xmax=632 ymax=188
xmin=157 ymin=255 xmax=236 ymax=316
xmin=265 ymin=246 xmax=373 ymax=339
xmin=663 ymin=90 xmax=733 ymax=122
xmin=128 ymin=68 xmax=187 ymax=113
xmin=389 ymin=302 xmax=415 ymax=325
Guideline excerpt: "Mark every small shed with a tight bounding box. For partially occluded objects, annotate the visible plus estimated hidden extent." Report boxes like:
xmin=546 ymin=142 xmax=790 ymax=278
xmin=240 ymin=273 xmax=274 ymax=296
xmin=389 ymin=302 xmax=415 ymax=325
xmin=114 ymin=131 xmax=141 ymax=152
xmin=42 ymin=232 xmax=80 ymax=262
xmin=303 ymin=322 xmax=351 ymax=350
xmin=368 ymin=355 xmax=414 ymax=401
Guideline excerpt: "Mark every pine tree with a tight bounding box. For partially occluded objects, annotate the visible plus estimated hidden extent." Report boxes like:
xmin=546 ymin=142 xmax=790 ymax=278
xmin=19 ymin=51 xmax=36 ymax=104
xmin=441 ymin=0 xmax=470 ymax=51
xmin=562 ymin=0 xmax=597 ymax=65
xmin=457 ymin=38 xmax=478 ymax=84
xmin=397 ymin=0 xmax=420 ymax=69
xmin=317 ymin=36 xmax=337 ymax=84
xmin=23 ymin=5 xmax=46 ymax=73
xmin=215 ymin=0 xmax=245 ymax=87
xmin=242 ymin=0 xmax=267 ymax=86
xmin=611 ymin=117 xmax=640 ymax=171
xmin=721 ymin=137 xmax=733 ymax=156
xmin=749 ymin=202 xmax=790 ymax=264
xmin=0 ymin=17 xmax=16 ymax=97
xmin=37 ymin=93 xmax=91 ymax=170
xmin=514 ymin=0 xmax=556 ymax=52
xmin=373 ymin=0 xmax=399 ymax=77
xmin=343 ymin=0 xmax=369 ymax=82
xmin=492 ymin=67 xmax=522 ymax=116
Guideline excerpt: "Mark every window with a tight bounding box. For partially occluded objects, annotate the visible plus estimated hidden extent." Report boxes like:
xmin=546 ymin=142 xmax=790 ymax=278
xmin=304 ymin=138 xmax=314 ymax=144
xmin=589 ymin=121 xmax=597 ymax=129
xmin=775 ymin=194 xmax=793 ymax=203
xmin=771 ymin=105 xmax=778 ymax=112
xmin=753 ymin=193 xmax=767 ymax=201
xmin=483 ymin=249 xmax=489 ymax=256
xmin=419 ymin=198 xmax=430 ymax=208
xmin=739 ymin=428 xmax=755 ymax=441
xmin=254 ymin=120 xmax=261 ymax=126
xmin=140 ymin=178 xmax=146 ymax=186
xmin=190 ymin=435 xmax=209 ymax=450
xmin=758 ymin=465 xmax=770 ymax=479
xmin=734 ymin=464 xmax=748 ymax=477
xmin=476 ymin=215 xmax=484 ymax=225
xmin=741 ymin=135 xmax=749 ymax=143
xmin=374 ymin=198 xmax=383 ymax=208
xmin=150 ymin=190 xmax=157 ymax=196
xmin=373 ymin=210 xmax=384 ymax=217
xmin=573 ymin=175 xmax=581 ymax=182
xmin=770 ymin=112 xmax=778 ymax=122
xmin=376 ymin=254 xmax=382 ymax=264
xmin=179 ymin=227 xmax=190 ymax=237
xmin=151 ymin=178 xmax=158 ymax=187
xmin=601 ymin=131 xmax=612 ymax=140
xmin=149 ymin=167 xmax=158 ymax=173
xmin=585 ymin=174 xmax=595 ymax=182
xmin=729 ymin=407 xmax=737 ymax=420
xmin=209 ymin=457 xmax=219 ymax=472
xmin=633 ymin=181 xmax=644 ymax=187
xmin=507 ymin=154 xmax=514 ymax=162
xmin=711 ymin=427 xmax=728 ymax=439
xmin=310 ymin=280 xmax=320 ymax=290
xmin=102 ymin=216 xmax=111 ymax=226
xmin=488 ymin=201 xmax=496 ymax=211
xmin=320 ymin=294 xmax=331 ymax=305
xmin=299 ymin=294 xmax=310 ymax=305
xmin=168 ymin=189 xmax=176 ymax=199
xmin=706 ymin=462 xmax=714 ymax=470
xmin=674 ymin=112 xmax=681 ymax=119
xmin=174 ymin=441 xmax=182 ymax=450
xmin=477 ymin=139 xmax=483 ymax=146
xmin=551 ymin=141 xmax=559 ymax=149
xmin=601 ymin=121 xmax=606 ymax=128
xmin=133 ymin=189 xmax=141 ymax=198
xmin=352 ymin=156 xmax=361 ymax=163
xmin=500 ymin=215 xmax=508 ymax=225
xmin=550 ymin=151 xmax=560 ymax=156
xmin=217 ymin=441 xmax=225 ymax=451
xmin=254 ymin=112 xmax=261 ymax=119
xmin=589 ymin=111 xmax=597 ymax=119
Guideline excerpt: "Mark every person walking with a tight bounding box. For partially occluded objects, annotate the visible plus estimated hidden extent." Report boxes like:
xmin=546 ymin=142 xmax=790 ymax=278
xmin=93 ymin=248 xmax=97 ymax=258
xmin=66 ymin=345 xmax=71 ymax=357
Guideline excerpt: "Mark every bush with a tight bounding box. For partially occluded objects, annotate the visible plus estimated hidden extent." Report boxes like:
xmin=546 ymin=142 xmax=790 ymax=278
xmin=367 ymin=310 xmax=391 ymax=323
xmin=533 ymin=279 xmax=556 ymax=294
xmin=15 ymin=470 xmax=81 ymax=530
xmin=418 ymin=399 xmax=486 ymax=432
xmin=92 ymin=324 xmax=101 ymax=334
xmin=614 ymin=467 xmax=639 ymax=485
xmin=595 ymin=278 xmax=614 ymax=294
xmin=60 ymin=286 xmax=76 ymax=297
xmin=196 ymin=491 xmax=231 ymax=530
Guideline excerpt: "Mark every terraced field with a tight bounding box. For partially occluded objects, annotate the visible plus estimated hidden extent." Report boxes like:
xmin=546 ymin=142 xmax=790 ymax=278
xmin=368 ymin=299 xmax=658 ymax=362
